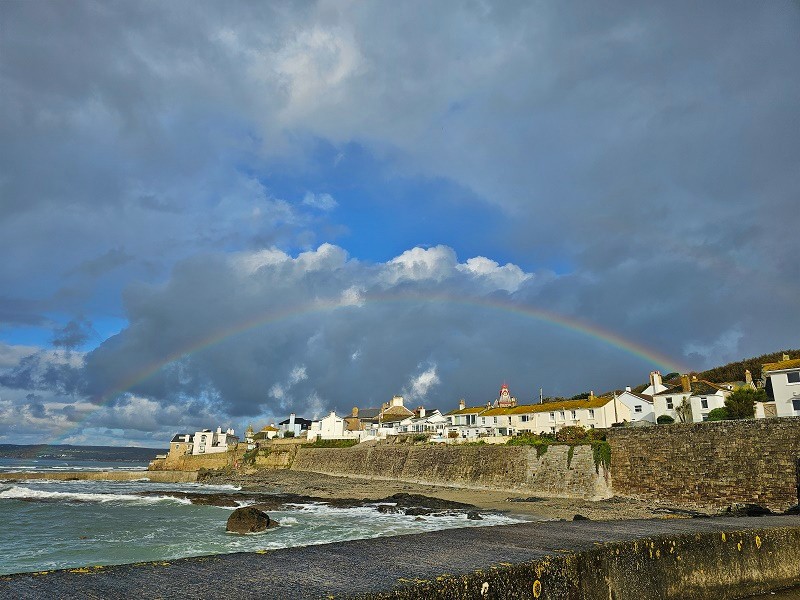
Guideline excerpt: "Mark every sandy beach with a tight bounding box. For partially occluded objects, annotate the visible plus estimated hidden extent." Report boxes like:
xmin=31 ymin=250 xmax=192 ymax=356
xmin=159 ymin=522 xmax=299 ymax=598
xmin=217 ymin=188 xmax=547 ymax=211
xmin=199 ymin=468 xmax=693 ymax=521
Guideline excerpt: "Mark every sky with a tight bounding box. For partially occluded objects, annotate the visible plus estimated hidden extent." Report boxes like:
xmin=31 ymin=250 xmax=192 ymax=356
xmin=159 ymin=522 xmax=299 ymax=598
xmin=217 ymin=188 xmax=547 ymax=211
xmin=0 ymin=1 xmax=798 ymax=447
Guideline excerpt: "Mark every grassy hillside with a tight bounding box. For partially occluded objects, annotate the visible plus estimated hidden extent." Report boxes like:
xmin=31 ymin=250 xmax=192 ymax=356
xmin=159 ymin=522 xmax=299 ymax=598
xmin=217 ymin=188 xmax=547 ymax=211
xmin=697 ymin=349 xmax=800 ymax=383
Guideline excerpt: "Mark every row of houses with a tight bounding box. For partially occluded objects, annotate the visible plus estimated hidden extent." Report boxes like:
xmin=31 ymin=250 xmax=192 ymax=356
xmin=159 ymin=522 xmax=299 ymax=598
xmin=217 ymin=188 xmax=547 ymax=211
xmin=297 ymin=355 xmax=800 ymax=441
xmin=164 ymin=355 xmax=800 ymax=450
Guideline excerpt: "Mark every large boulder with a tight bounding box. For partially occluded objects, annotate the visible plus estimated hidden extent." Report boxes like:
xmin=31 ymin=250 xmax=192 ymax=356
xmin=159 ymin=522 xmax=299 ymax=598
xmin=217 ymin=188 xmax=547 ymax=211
xmin=226 ymin=506 xmax=272 ymax=533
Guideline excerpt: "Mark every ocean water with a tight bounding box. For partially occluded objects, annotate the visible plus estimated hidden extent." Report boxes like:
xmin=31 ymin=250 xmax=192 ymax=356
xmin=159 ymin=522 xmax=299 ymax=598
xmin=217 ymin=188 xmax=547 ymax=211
xmin=0 ymin=457 xmax=149 ymax=473
xmin=0 ymin=466 xmax=524 ymax=575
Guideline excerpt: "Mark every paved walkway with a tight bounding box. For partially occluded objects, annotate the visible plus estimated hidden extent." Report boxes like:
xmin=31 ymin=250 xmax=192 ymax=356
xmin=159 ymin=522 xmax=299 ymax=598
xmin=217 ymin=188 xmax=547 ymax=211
xmin=2 ymin=516 xmax=799 ymax=599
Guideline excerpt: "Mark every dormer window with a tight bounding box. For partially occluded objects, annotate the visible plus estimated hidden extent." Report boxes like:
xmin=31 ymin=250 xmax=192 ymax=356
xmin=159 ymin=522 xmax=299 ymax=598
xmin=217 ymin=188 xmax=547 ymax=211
xmin=788 ymin=372 xmax=800 ymax=384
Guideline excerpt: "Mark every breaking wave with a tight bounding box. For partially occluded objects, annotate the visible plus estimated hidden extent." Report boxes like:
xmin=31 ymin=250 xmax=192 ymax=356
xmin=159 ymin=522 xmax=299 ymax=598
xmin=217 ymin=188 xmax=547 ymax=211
xmin=0 ymin=485 xmax=191 ymax=505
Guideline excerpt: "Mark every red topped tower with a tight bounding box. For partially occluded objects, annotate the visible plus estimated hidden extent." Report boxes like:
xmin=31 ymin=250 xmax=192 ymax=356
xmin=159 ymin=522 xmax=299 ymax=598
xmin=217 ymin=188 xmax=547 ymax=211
xmin=497 ymin=383 xmax=517 ymax=408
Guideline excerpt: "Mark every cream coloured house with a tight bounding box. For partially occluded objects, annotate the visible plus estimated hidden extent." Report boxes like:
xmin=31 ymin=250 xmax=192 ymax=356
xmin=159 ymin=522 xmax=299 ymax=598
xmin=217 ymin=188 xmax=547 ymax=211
xmin=760 ymin=356 xmax=800 ymax=418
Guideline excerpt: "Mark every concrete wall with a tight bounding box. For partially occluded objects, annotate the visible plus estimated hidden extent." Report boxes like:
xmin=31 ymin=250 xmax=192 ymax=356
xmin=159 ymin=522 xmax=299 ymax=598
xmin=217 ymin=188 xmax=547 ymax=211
xmin=1 ymin=470 xmax=198 ymax=483
xmin=290 ymin=443 xmax=611 ymax=499
xmin=608 ymin=417 xmax=800 ymax=511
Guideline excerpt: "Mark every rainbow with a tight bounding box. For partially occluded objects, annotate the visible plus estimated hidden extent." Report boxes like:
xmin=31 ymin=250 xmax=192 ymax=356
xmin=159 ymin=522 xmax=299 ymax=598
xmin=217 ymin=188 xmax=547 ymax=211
xmin=52 ymin=292 xmax=690 ymax=444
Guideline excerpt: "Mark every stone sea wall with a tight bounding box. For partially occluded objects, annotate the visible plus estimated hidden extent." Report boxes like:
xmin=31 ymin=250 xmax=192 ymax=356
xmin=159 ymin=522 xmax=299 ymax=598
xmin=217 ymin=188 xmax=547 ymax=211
xmin=1 ymin=470 xmax=198 ymax=483
xmin=608 ymin=417 xmax=800 ymax=511
xmin=152 ymin=447 xmax=246 ymax=472
xmin=290 ymin=444 xmax=612 ymax=499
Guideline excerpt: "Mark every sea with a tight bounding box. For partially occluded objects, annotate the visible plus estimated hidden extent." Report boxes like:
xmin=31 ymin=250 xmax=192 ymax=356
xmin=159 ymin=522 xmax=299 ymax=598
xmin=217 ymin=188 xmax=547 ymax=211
xmin=0 ymin=456 xmax=523 ymax=576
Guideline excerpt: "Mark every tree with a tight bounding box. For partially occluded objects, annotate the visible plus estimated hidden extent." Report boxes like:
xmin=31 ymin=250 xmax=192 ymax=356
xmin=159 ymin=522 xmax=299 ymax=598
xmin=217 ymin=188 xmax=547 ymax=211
xmin=657 ymin=415 xmax=675 ymax=424
xmin=724 ymin=388 xmax=767 ymax=420
xmin=675 ymin=397 xmax=693 ymax=423
xmin=707 ymin=407 xmax=729 ymax=421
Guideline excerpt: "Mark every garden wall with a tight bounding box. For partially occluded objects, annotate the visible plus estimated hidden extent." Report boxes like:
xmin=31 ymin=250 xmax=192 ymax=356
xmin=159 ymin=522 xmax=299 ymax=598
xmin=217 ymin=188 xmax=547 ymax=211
xmin=607 ymin=417 xmax=800 ymax=511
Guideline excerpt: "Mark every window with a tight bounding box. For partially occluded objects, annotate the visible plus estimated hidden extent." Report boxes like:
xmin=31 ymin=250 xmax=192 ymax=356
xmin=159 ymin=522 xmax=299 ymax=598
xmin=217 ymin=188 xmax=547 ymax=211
xmin=666 ymin=397 xmax=673 ymax=409
xmin=792 ymin=399 xmax=800 ymax=411
xmin=589 ymin=424 xmax=595 ymax=429
xmin=788 ymin=372 xmax=800 ymax=384
xmin=634 ymin=405 xmax=642 ymax=413
xmin=493 ymin=417 xmax=498 ymax=424
xmin=571 ymin=410 xmax=577 ymax=419
xmin=701 ymin=398 xmax=709 ymax=409
xmin=549 ymin=412 xmax=555 ymax=421
xmin=560 ymin=411 xmax=565 ymax=419
xmin=702 ymin=415 xmax=709 ymax=421
xmin=521 ymin=415 xmax=530 ymax=422
xmin=588 ymin=409 xmax=595 ymax=419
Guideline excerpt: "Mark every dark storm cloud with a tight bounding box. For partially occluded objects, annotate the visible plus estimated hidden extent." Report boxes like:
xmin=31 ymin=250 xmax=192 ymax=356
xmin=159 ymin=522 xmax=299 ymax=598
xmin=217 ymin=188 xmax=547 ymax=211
xmin=51 ymin=318 xmax=95 ymax=350
xmin=75 ymin=245 xmax=681 ymax=421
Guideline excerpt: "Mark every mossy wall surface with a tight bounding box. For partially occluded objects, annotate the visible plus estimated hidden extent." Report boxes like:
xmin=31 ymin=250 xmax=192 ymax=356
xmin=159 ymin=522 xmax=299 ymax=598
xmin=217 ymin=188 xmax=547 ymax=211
xmin=360 ymin=525 xmax=800 ymax=600
xmin=290 ymin=444 xmax=611 ymax=499
xmin=608 ymin=418 xmax=800 ymax=511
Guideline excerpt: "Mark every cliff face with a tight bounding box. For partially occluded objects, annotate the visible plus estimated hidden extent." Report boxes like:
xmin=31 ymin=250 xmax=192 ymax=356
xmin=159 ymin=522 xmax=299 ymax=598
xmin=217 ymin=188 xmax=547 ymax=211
xmin=290 ymin=444 xmax=611 ymax=500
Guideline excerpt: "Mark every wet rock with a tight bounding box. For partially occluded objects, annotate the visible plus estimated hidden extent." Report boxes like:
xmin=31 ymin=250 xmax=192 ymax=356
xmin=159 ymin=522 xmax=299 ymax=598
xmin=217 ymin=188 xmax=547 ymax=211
xmin=376 ymin=504 xmax=402 ymax=514
xmin=380 ymin=493 xmax=474 ymax=510
xmin=785 ymin=504 xmax=799 ymax=515
xmin=226 ymin=506 xmax=272 ymax=533
xmin=405 ymin=507 xmax=435 ymax=516
xmin=573 ymin=514 xmax=590 ymax=521
xmin=724 ymin=503 xmax=773 ymax=517
xmin=467 ymin=511 xmax=482 ymax=520
xmin=507 ymin=497 xmax=544 ymax=503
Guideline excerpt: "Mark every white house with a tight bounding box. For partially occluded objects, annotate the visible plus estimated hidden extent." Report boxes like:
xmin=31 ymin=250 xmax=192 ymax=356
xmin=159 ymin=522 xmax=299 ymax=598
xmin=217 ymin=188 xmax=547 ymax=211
xmin=307 ymin=411 xmax=351 ymax=440
xmin=399 ymin=407 xmax=447 ymax=434
xmin=761 ymin=355 xmax=800 ymax=418
xmin=615 ymin=388 xmax=655 ymax=424
xmin=191 ymin=427 xmax=238 ymax=455
xmin=652 ymin=375 xmax=730 ymax=423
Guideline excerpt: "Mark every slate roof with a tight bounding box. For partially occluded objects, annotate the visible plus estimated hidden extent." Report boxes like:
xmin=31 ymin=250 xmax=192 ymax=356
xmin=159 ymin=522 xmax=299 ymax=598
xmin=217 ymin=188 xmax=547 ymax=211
xmin=354 ymin=408 xmax=382 ymax=420
xmin=170 ymin=433 xmax=192 ymax=443
xmin=653 ymin=384 xmax=688 ymax=397
xmin=278 ymin=417 xmax=313 ymax=427
xmin=653 ymin=380 xmax=726 ymax=396
xmin=763 ymin=358 xmax=800 ymax=372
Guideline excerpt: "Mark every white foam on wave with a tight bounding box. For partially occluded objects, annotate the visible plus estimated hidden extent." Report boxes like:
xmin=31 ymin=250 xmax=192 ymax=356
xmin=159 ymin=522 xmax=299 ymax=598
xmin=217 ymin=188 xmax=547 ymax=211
xmin=178 ymin=483 xmax=242 ymax=491
xmin=0 ymin=485 xmax=192 ymax=505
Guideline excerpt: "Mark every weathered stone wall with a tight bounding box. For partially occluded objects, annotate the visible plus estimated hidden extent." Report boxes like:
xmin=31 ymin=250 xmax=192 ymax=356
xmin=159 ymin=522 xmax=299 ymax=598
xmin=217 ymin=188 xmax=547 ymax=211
xmin=156 ymin=447 xmax=245 ymax=472
xmin=254 ymin=444 xmax=299 ymax=468
xmin=608 ymin=417 xmax=800 ymax=511
xmin=290 ymin=444 xmax=611 ymax=499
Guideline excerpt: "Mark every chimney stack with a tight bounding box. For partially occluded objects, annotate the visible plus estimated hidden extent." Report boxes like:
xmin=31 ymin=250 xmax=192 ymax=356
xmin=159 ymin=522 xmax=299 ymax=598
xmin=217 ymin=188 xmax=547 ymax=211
xmin=745 ymin=369 xmax=753 ymax=387
xmin=458 ymin=399 xmax=466 ymax=411
xmin=417 ymin=406 xmax=425 ymax=418
xmin=625 ymin=386 xmax=631 ymax=392
xmin=650 ymin=371 xmax=662 ymax=390
xmin=783 ymin=354 xmax=790 ymax=361
xmin=681 ymin=374 xmax=691 ymax=392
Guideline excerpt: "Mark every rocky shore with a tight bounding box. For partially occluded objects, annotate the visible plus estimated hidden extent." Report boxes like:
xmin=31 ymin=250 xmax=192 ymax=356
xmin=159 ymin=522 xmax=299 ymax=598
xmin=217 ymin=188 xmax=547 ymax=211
xmin=197 ymin=468 xmax=703 ymax=521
